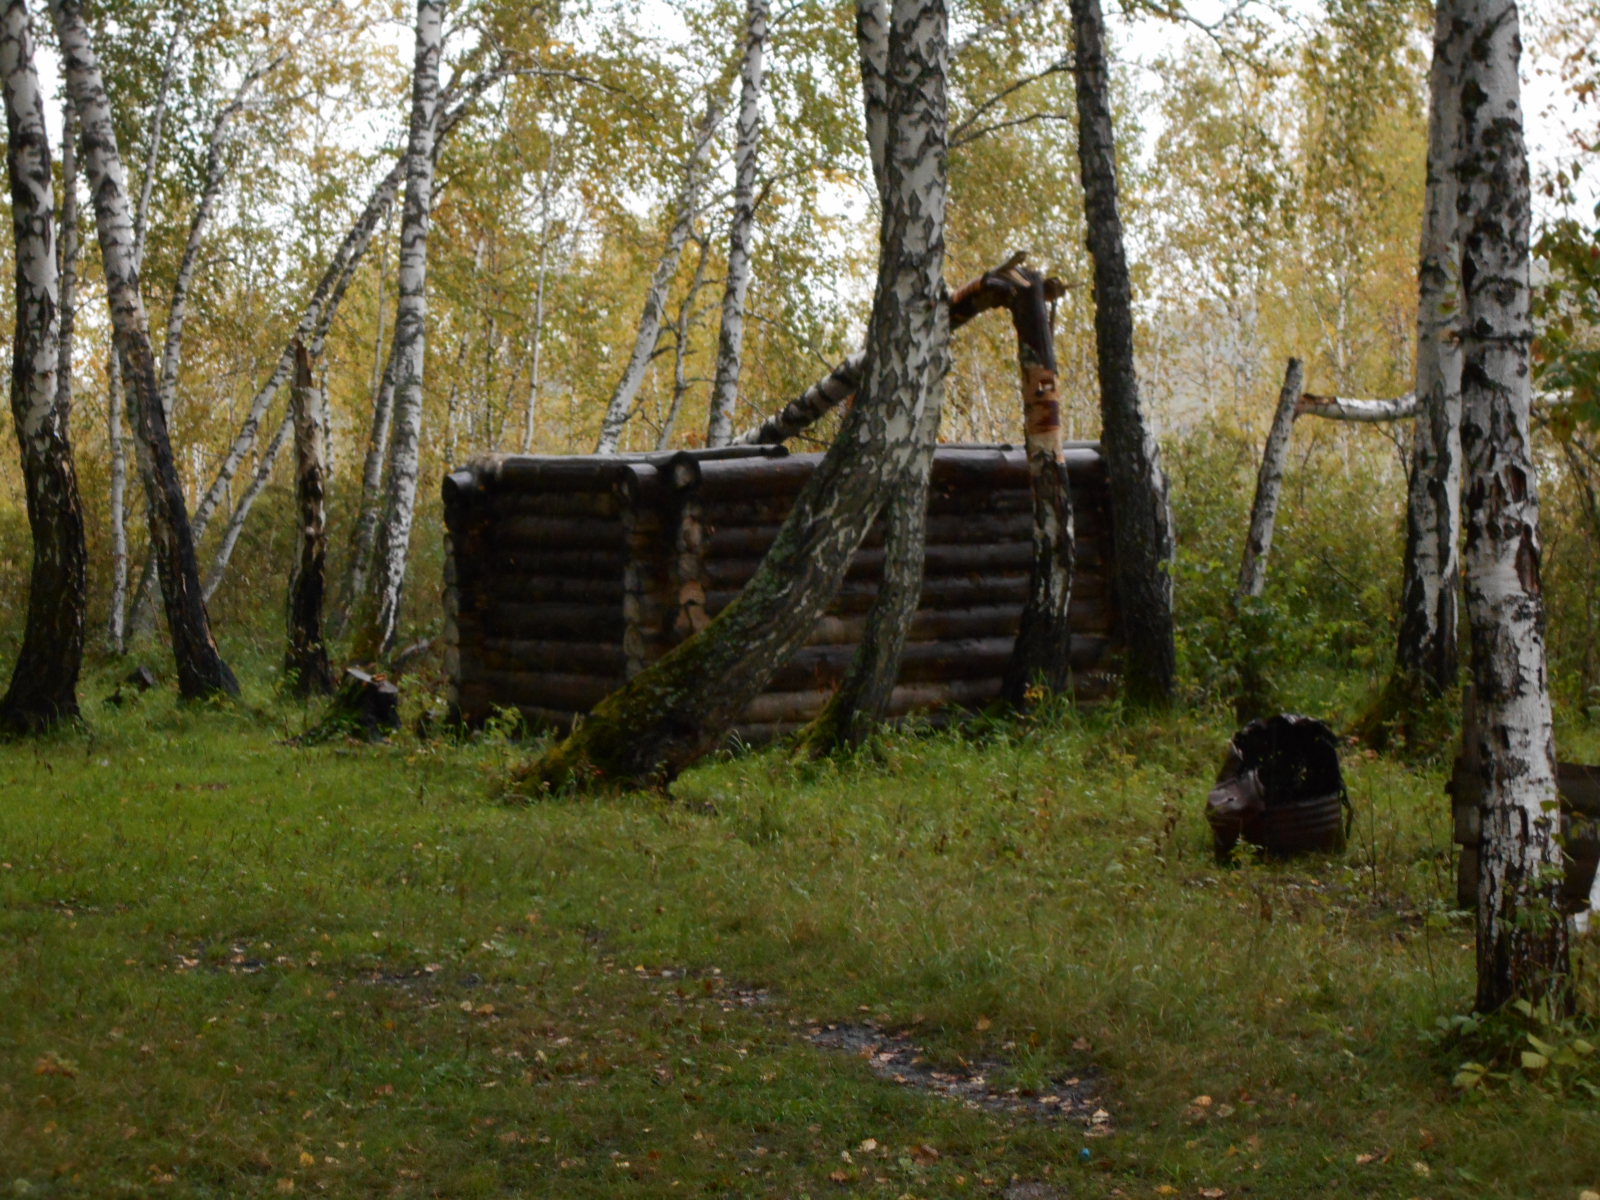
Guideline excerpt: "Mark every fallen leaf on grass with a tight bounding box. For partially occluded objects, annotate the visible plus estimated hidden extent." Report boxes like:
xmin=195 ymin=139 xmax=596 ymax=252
xmin=1199 ymin=1189 xmax=1226 ymax=1198
xmin=33 ymin=1053 xmax=78 ymax=1078
xmin=859 ymin=1138 xmax=878 ymax=1153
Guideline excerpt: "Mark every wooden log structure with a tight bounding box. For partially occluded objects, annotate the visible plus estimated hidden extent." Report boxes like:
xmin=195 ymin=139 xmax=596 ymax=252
xmin=443 ymin=442 xmax=1122 ymax=740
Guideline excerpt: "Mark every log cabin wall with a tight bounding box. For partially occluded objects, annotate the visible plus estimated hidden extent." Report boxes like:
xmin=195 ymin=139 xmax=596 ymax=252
xmin=444 ymin=442 xmax=1121 ymax=740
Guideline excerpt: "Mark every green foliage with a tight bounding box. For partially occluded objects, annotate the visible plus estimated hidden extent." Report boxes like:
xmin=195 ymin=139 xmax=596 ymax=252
xmin=1437 ymin=998 xmax=1600 ymax=1100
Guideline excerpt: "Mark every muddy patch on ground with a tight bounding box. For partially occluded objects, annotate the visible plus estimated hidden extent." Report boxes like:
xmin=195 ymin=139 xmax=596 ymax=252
xmin=809 ymin=1021 xmax=1111 ymax=1132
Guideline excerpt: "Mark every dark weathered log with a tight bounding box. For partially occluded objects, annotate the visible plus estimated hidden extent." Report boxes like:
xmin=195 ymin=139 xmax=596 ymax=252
xmin=495 ymin=514 xmax=644 ymax=548
xmin=767 ymin=634 xmax=1112 ymax=691
xmin=475 ymin=669 xmax=621 ymax=713
xmin=478 ymin=546 xmax=626 ymax=580
xmin=482 ymin=575 xmax=625 ymax=605
xmin=317 ymin=667 xmax=401 ymax=741
xmin=484 ymin=600 xmax=625 ymax=640
xmin=487 ymin=490 xmax=623 ymax=519
xmin=478 ymin=638 xmax=628 ymax=674
xmin=284 ymin=341 xmax=334 ymax=697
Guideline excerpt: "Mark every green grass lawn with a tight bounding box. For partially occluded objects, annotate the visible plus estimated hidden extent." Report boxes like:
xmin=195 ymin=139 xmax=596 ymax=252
xmin=4 ymin=670 xmax=1600 ymax=1198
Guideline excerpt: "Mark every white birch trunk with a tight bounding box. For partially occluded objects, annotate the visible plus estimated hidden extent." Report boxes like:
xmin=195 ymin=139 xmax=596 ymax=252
xmin=106 ymin=348 xmax=128 ymax=651
xmin=594 ymin=100 xmax=724 ymax=454
xmin=0 ymin=0 xmax=88 ymax=731
xmin=1237 ymin=358 xmax=1305 ymax=601
xmin=51 ymin=0 xmax=237 ymax=699
xmin=704 ymin=0 xmax=769 ymax=447
xmin=1396 ymin=0 xmax=1466 ymax=694
xmin=658 ymin=234 xmax=712 ymax=450
xmin=1294 ymin=392 xmax=1419 ymax=422
xmin=1455 ymin=0 xmax=1567 ymax=1013
xmin=350 ymin=0 xmax=444 ymax=661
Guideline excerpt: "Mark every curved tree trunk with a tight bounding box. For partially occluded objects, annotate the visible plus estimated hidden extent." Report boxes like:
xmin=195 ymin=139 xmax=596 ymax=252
xmin=1069 ymin=0 xmax=1176 ymax=706
xmin=797 ymin=0 xmax=947 ymax=752
xmin=1236 ymin=358 xmax=1304 ymax=603
xmin=594 ymin=100 xmax=724 ymax=454
xmin=0 ymin=0 xmax=88 ymax=733
xmin=50 ymin=0 xmax=237 ymax=700
xmin=1455 ymin=0 xmax=1566 ymax=1014
xmin=348 ymin=0 xmax=444 ymax=662
xmin=705 ymin=0 xmax=770 ymax=447
xmin=521 ymin=0 xmax=950 ymax=791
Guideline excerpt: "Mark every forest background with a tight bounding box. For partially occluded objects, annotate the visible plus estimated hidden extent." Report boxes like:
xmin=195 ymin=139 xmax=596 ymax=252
xmin=0 ymin=0 xmax=1598 ymax=715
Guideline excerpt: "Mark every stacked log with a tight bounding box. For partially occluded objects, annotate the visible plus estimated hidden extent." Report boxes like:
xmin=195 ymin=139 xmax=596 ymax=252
xmin=444 ymin=443 xmax=1120 ymax=739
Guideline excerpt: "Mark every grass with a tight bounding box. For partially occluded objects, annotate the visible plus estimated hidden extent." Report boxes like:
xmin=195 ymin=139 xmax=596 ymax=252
xmin=4 ymin=662 xmax=1600 ymax=1198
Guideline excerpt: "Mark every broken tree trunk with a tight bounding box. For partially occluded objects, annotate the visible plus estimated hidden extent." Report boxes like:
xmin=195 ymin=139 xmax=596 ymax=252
xmin=285 ymin=340 xmax=334 ymax=697
xmin=0 ymin=0 xmax=89 ymax=734
xmin=998 ymin=264 xmax=1075 ymax=705
xmin=1236 ymin=358 xmax=1304 ymax=602
xmin=51 ymin=0 xmax=238 ymax=700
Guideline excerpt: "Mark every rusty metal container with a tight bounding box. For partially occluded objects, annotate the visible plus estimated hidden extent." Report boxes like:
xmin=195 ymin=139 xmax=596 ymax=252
xmin=1207 ymin=714 xmax=1350 ymax=859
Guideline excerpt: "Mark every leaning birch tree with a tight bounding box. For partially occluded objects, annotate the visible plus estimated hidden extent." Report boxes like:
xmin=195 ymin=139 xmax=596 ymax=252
xmin=0 ymin=0 xmax=88 ymax=733
xmin=1069 ymin=0 xmax=1176 ymax=706
xmin=49 ymin=0 xmax=237 ymax=699
xmin=348 ymin=0 xmax=444 ymax=662
xmin=594 ymin=100 xmax=724 ymax=454
xmin=704 ymin=0 xmax=770 ymax=447
xmin=1455 ymin=0 xmax=1567 ymax=1013
xmin=522 ymin=0 xmax=951 ymax=790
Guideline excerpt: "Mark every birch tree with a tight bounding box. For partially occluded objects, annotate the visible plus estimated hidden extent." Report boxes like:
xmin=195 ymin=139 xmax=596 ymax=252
xmin=705 ymin=0 xmax=770 ymax=447
xmin=1395 ymin=0 xmax=1465 ymax=698
xmin=522 ymin=0 xmax=951 ymax=790
xmin=1069 ymin=0 xmax=1175 ymax=706
xmin=50 ymin=0 xmax=238 ymax=700
xmin=594 ymin=100 xmax=724 ymax=454
xmin=0 ymin=0 xmax=88 ymax=733
xmin=285 ymin=341 xmax=333 ymax=696
xmin=1455 ymin=0 xmax=1567 ymax=1013
xmin=348 ymin=0 xmax=444 ymax=662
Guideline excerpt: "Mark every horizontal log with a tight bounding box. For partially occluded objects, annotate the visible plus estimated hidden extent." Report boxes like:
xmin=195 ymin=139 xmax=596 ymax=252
xmin=701 ymin=537 xmax=1108 ymax=591
xmin=480 ymin=546 xmax=624 ymax=582
xmin=803 ymin=596 xmax=1115 ymax=645
xmin=490 ymin=457 xmax=636 ymax=492
xmin=475 ymin=669 xmax=620 ymax=712
xmin=766 ymin=635 xmax=1114 ymax=691
xmin=478 ymin=638 xmax=628 ymax=674
xmin=704 ymin=572 xmax=1035 ymax=616
xmin=485 ymin=600 xmax=625 ymax=639
xmin=703 ymin=510 xmax=1108 ymax=558
xmin=488 ymin=490 xmax=622 ymax=519
xmin=494 ymin=514 xmax=657 ymax=549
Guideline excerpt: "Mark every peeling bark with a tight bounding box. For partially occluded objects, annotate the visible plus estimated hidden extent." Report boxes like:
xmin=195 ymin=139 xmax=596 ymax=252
xmin=0 ymin=0 xmax=87 ymax=733
xmin=1294 ymin=392 xmax=1418 ymax=422
xmin=705 ymin=0 xmax=770 ymax=447
xmin=522 ymin=0 xmax=950 ymax=791
xmin=1396 ymin=0 xmax=1466 ymax=697
xmin=1455 ymin=0 xmax=1567 ymax=1013
xmin=1070 ymin=0 xmax=1176 ymax=706
xmin=51 ymin=0 xmax=237 ymax=699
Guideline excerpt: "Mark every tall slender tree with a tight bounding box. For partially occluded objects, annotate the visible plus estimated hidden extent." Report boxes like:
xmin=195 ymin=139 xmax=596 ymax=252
xmin=49 ymin=0 xmax=237 ymax=700
xmin=349 ymin=0 xmax=445 ymax=662
xmin=705 ymin=0 xmax=770 ymax=447
xmin=522 ymin=0 xmax=951 ymax=790
xmin=0 ymin=0 xmax=88 ymax=733
xmin=1069 ymin=0 xmax=1176 ymax=706
xmin=1455 ymin=0 xmax=1566 ymax=1013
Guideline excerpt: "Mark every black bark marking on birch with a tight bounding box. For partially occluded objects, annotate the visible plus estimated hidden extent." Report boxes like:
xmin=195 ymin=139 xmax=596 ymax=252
xmin=285 ymin=341 xmax=334 ymax=697
xmin=1 ymin=0 xmax=88 ymax=733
